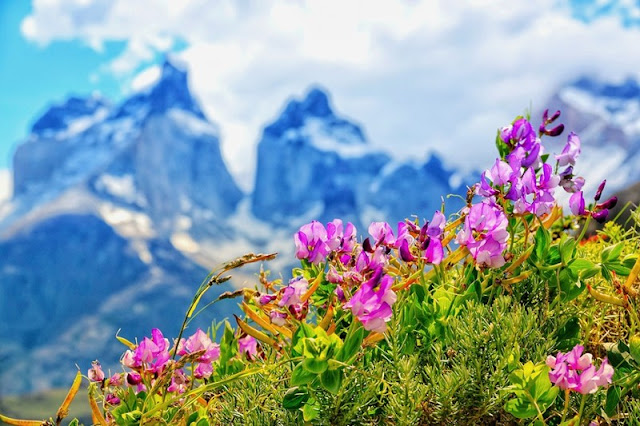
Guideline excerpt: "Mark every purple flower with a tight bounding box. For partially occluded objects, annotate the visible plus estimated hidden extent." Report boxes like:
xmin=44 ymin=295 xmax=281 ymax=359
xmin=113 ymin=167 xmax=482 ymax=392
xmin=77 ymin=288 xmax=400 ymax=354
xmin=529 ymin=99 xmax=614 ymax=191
xmin=546 ymin=345 xmax=613 ymax=394
xmin=456 ymin=202 xmax=509 ymax=268
xmin=556 ymin=132 xmax=581 ymax=167
xmin=257 ymin=293 xmax=277 ymax=305
xmin=108 ymin=373 xmax=123 ymax=387
xmin=594 ymin=180 xmax=607 ymax=202
xmin=177 ymin=329 xmax=220 ymax=379
xmin=501 ymin=118 xmax=537 ymax=150
xmin=105 ymin=393 xmax=121 ymax=406
xmin=120 ymin=328 xmax=171 ymax=374
xmin=167 ymin=369 xmax=188 ymax=394
xmin=326 ymin=219 xmax=357 ymax=253
xmin=270 ymin=310 xmax=287 ymax=326
xmin=279 ymin=276 xmax=308 ymax=308
xmin=88 ymin=360 xmax=105 ymax=382
xmin=294 ymin=221 xmax=330 ymax=264
xmin=569 ymin=191 xmax=586 ymax=216
xmin=398 ymin=239 xmax=415 ymax=262
xmin=238 ymin=335 xmax=258 ymax=360
xmin=369 ymin=222 xmax=396 ymax=246
xmin=343 ymin=269 xmax=397 ymax=333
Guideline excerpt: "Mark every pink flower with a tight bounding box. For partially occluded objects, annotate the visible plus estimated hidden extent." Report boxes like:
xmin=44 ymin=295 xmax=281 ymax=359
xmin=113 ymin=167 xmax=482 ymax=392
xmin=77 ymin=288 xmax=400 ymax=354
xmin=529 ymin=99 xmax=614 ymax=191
xmin=120 ymin=328 xmax=171 ymax=374
xmin=238 ymin=335 xmax=258 ymax=360
xmin=368 ymin=222 xmax=396 ymax=246
xmin=294 ymin=221 xmax=330 ymax=264
xmin=88 ymin=360 xmax=105 ymax=382
xmin=344 ymin=269 xmax=397 ymax=333
xmin=105 ymin=393 xmax=121 ymax=405
xmin=546 ymin=345 xmax=613 ymax=394
xmin=456 ymin=202 xmax=509 ymax=268
xmin=269 ymin=310 xmax=287 ymax=326
xmin=167 ymin=369 xmax=188 ymax=393
xmin=279 ymin=276 xmax=308 ymax=308
xmin=177 ymin=329 xmax=220 ymax=363
xmin=108 ymin=373 xmax=123 ymax=387
xmin=556 ymin=132 xmax=581 ymax=167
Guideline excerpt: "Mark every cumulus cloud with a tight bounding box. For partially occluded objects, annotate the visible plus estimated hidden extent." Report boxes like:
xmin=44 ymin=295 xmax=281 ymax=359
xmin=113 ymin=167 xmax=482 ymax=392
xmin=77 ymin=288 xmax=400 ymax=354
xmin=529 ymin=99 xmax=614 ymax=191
xmin=20 ymin=0 xmax=640 ymax=189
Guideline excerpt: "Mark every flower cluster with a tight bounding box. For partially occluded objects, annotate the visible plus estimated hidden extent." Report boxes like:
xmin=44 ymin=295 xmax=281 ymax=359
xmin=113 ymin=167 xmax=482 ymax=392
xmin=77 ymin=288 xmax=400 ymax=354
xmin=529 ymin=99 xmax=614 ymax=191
xmin=546 ymin=344 xmax=614 ymax=394
xmin=294 ymin=219 xmax=356 ymax=264
xmin=457 ymin=201 xmax=509 ymax=268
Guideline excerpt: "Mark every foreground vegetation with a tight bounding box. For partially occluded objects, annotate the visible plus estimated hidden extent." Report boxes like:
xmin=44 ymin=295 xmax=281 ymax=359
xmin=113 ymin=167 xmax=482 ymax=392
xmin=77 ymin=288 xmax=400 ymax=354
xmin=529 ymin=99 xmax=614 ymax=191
xmin=2 ymin=110 xmax=640 ymax=425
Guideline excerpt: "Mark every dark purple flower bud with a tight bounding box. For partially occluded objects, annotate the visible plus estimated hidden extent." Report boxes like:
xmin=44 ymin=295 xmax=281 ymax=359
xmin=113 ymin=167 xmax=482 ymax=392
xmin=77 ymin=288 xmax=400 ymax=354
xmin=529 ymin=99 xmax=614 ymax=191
xmin=362 ymin=237 xmax=374 ymax=253
xmin=591 ymin=209 xmax=609 ymax=223
xmin=594 ymin=180 xmax=607 ymax=202
xmin=398 ymin=239 xmax=415 ymax=262
xmin=335 ymin=285 xmax=346 ymax=302
xmin=105 ymin=393 xmax=121 ymax=405
xmin=545 ymin=124 xmax=564 ymax=137
xmin=548 ymin=110 xmax=561 ymax=123
xmin=542 ymin=108 xmax=549 ymax=124
xmin=597 ymin=196 xmax=618 ymax=211
xmin=257 ymin=293 xmax=277 ymax=305
xmin=127 ymin=372 xmax=142 ymax=386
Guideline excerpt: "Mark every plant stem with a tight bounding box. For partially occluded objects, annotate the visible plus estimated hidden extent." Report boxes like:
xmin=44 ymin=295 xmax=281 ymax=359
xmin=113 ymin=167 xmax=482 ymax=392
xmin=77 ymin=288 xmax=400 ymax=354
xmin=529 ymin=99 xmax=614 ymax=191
xmin=577 ymin=393 xmax=587 ymax=422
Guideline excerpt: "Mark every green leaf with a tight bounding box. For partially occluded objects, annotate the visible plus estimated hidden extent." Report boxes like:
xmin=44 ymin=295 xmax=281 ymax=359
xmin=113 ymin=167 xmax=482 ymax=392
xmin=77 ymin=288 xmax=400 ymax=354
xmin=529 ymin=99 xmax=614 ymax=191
xmin=559 ymin=237 xmax=576 ymax=264
xmin=602 ymin=242 xmax=624 ymax=263
xmin=605 ymin=385 xmax=622 ymax=417
xmin=320 ymin=368 xmax=342 ymax=394
xmin=558 ymin=269 xmax=585 ymax=302
xmin=554 ymin=316 xmax=581 ymax=351
xmin=68 ymin=420 xmax=79 ymax=426
xmin=303 ymin=357 xmax=329 ymax=374
xmin=338 ymin=324 xmax=364 ymax=362
xmin=504 ymin=396 xmax=539 ymax=419
xmin=196 ymin=419 xmax=209 ymax=426
xmin=291 ymin=362 xmax=317 ymax=386
xmin=568 ymin=258 xmax=595 ymax=277
xmin=302 ymin=397 xmax=320 ymax=422
xmin=535 ymin=226 xmax=550 ymax=264
xmin=292 ymin=323 xmax=316 ymax=355
xmin=282 ymin=387 xmax=309 ymax=410
xmin=606 ymin=262 xmax=632 ymax=276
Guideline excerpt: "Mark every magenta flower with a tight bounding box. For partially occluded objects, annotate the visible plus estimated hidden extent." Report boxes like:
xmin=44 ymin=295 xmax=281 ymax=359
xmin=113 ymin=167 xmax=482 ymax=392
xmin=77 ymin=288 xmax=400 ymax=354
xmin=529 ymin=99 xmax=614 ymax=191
xmin=105 ymin=393 xmax=121 ymax=405
xmin=88 ymin=360 xmax=105 ymax=382
xmin=294 ymin=221 xmax=330 ymax=264
xmin=120 ymin=328 xmax=171 ymax=374
xmin=569 ymin=191 xmax=586 ymax=216
xmin=546 ymin=345 xmax=613 ymax=394
xmin=279 ymin=276 xmax=308 ymax=308
xmin=420 ymin=211 xmax=445 ymax=264
xmin=257 ymin=293 xmax=277 ymax=305
xmin=270 ymin=310 xmax=287 ymax=326
xmin=167 ymin=369 xmax=188 ymax=393
xmin=178 ymin=329 xmax=220 ymax=363
xmin=177 ymin=329 xmax=220 ymax=379
xmin=501 ymin=118 xmax=537 ymax=150
xmin=326 ymin=219 xmax=357 ymax=253
xmin=556 ymin=132 xmax=581 ymax=167
xmin=238 ymin=335 xmax=258 ymax=360
xmin=108 ymin=373 xmax=123 ymax=387
xmin=368 ymin=221 xmax=396 ymax=246
xmin=343 ymin=269 xmax=397 ymax=333
xmin=456 ymin=202 xmax=509 ymax=268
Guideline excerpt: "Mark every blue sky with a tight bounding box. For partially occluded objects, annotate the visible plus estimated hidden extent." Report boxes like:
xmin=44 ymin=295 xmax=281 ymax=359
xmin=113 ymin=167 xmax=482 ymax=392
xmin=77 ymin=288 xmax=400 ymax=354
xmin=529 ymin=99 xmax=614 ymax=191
xmin=1 ymin=0 xmax=640 ymax=192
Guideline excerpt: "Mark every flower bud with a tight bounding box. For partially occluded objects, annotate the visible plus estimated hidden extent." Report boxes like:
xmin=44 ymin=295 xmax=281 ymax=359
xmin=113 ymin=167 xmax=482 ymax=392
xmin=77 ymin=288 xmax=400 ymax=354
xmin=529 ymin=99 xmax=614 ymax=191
xmin=597 ymin=196 xmax=618 ymax=211
xmin=591 ymin=209 xmax=609 ymax=223
xmin=594 ymin=180 xmax=607 ymax=202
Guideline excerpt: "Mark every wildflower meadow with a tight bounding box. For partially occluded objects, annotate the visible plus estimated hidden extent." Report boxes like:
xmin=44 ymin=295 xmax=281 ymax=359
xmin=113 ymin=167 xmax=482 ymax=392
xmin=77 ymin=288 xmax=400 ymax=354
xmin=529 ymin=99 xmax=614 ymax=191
xmin=2 ymin=109 xmax=640 ymax=425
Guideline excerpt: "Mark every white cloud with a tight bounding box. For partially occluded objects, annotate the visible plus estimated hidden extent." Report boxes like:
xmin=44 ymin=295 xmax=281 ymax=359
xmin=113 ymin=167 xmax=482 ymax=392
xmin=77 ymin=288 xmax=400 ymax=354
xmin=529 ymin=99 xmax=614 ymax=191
xmin=20 ymin=1 xmax=640 ymax=190
xmin=0 ymin=169 xmax=13 ymax=202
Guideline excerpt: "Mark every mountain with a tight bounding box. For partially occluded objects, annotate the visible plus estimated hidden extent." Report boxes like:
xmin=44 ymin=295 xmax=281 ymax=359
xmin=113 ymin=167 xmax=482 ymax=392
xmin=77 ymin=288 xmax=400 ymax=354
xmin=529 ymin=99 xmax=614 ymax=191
xmin=0 ymin=61 xmax=467 ymax=396
xmin=544 ymin=76 xmax=640 ymax=195
xmin=0 ymin=60 xmax=244 ymax=395
xmin=252 ymin=87 xmax=466 ymax=231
